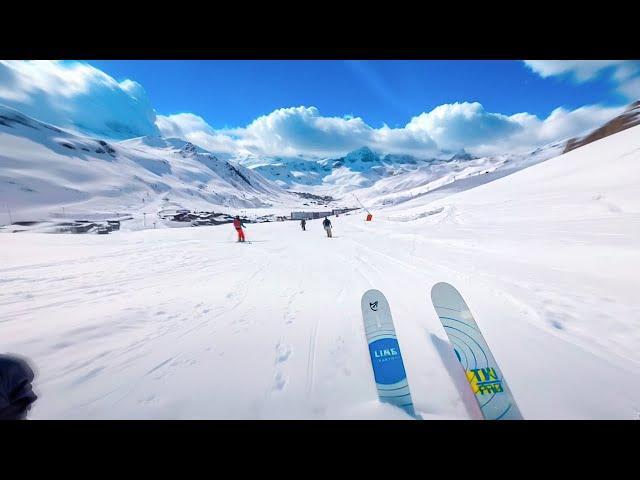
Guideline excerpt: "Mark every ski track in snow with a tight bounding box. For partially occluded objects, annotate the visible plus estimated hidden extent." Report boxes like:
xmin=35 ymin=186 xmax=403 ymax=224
xmin=2 ymin=214 xmax=638 ymax=419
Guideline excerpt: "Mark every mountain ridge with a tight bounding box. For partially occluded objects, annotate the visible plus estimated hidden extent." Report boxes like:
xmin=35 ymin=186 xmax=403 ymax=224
xmin=0 ymin=104 xmax=294 ymax=223
xmin=564 ymin=100 xmax=640 ymax=153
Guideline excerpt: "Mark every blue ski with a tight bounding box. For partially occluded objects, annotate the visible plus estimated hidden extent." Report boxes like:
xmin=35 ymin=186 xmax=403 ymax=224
xmin=361 ymin=289 xmax=418 ymax=418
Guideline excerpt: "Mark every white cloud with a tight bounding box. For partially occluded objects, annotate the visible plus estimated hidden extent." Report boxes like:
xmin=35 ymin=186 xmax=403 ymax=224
xmin=0 ymin=60 xmax=628 ymax=159
xmin=157 ymin=113 xmax=248 ymax=155
xmin=0 ymin=60 xmax=159 ymax=138
xmin=241 ymin=106 xmax=373 ymax=155
xmin=618 ymin=76 xmax=640 ymax=101
xmin=470 ymin=104 xmax=625 ymax=156
xmin=524 ymin=60 xmax=640 ymax=101
xmin=156 ymin=101 xmax=623 ymax=159
xmin=524 ymin=60 xmax=629 ymax=82
xmin=405 ymin=102 xmax=522 ymax=151
xmin=157 ymin=113 xmax=215 ymax=138
xmin=158 ymin=106 xmax=439 ymax=158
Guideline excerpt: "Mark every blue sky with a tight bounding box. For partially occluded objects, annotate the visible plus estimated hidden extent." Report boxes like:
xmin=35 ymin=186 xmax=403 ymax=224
xmin=87 ymin=60 xmax=629 ymax=129
xmin=0 ymin=60 xmax=638 ymax=158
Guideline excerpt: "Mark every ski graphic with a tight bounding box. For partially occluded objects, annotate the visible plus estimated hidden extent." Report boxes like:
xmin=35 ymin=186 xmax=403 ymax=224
xmin=431 ymin=282 xmax=523 ymax=420
xmin=361 ymin=289 xmax=417 ymax=418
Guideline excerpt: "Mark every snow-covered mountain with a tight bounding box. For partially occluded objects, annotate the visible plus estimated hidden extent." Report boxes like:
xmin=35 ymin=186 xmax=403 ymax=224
xmin=243 ymin=143 xmax=565 ymax=207
xmin=245 ymin=147 xmax=443 ymax=194
xmin=0 ymin=105 xmax=294 ymax=223
xmin=353 ymin=141 xmax=566 ymax=209
xmin=237 ymin=102 xmax=640 ymax=205
xmin=3 ymin=100 xmax=636 ymax=225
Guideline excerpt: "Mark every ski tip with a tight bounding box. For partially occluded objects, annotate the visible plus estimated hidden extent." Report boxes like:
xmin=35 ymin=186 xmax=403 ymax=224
xmin=362 ymin=288 xmax=383 ymax=298
xmin=430 ymin=281 xmax=457 ymax=300
xmin=361 ymin=289 xmax=386 ymax=313
xmin=431 ymin=281 xmax=451 ymax=292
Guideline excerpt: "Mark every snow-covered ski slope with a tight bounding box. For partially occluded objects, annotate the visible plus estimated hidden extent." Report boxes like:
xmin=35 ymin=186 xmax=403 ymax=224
xmin=1 ymin=124 xmax=639 ymax=419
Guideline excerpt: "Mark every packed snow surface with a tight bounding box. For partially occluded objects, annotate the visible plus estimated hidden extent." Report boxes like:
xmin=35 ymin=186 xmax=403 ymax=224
xmin=1 ymin=125 xmax=639 ymax=419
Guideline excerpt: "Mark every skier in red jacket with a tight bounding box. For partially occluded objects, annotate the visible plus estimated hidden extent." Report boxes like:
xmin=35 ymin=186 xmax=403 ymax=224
xmin=233 ymin=215 xmax=246 ymax=242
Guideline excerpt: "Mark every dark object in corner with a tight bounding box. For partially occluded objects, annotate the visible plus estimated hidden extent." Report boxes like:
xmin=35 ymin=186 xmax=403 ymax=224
xmin=0 ymin=355 xmax=37 ymax=420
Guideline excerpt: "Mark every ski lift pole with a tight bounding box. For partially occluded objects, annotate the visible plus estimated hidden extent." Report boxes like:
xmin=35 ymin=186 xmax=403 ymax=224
xmin=351 ymin=193 xmax=373 ymax=221
xmin=6 ymin=204 xmax=13 ymax=225
xmin=351 ymin=193 xmax=369 ymax=214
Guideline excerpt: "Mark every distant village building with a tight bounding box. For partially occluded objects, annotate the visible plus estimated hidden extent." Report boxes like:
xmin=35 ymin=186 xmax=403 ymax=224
xmin=290 ymin=208 xmax=357 ymax=220
xmin=290 ymin=211 xmax=332 ymax=220
xmin=332 ymin=208 xmax=351 ymax=216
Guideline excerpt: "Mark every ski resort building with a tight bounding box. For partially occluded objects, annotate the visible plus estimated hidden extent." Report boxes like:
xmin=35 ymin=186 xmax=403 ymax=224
xmin=332 ymin=208 xmax=355 ymax=216
xmin=290 ymin=208 xmax=357 ymax=220
xmin=290 ymin=211 xmax=333 ymax=220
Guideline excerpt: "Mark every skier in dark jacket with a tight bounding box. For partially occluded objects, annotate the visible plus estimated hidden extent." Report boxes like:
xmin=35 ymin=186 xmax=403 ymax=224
xmin=300 ymin=219 xmax=306 ymax=231
xmin=0 ymin=354 xmax=37 ymax=420
xmin=233 ymin=215 xmax=246 ymax=242
xmin=322 ymin=216 xmax=332 ymax=238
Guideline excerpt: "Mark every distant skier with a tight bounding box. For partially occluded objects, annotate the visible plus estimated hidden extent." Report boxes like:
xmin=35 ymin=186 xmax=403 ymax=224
xmin=0 ymin=354 xmax=37 ymax=420
xmin=300 ymin=219 xmax=306 ymax=231
xmin=233 ymin=215 xmax=246 ymax=242
xmin=322 ymin=216 xmax=332 ymax=238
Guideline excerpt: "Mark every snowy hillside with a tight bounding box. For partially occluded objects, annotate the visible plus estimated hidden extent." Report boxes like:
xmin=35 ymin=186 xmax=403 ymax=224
xmin=1 ymin=122 xmax=639 ymax=419
xmin=355 ymin=142 xmax=565 ymax=208
xmin=244 ymin=143 xmax=566 ymax=208
xmin=0 ymin=105 xmax=295 ymax=225
xmin=245 ymin=147 xmax=441 ymax=194
xmin=0 ymin=98 xmax=582 ymax=226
